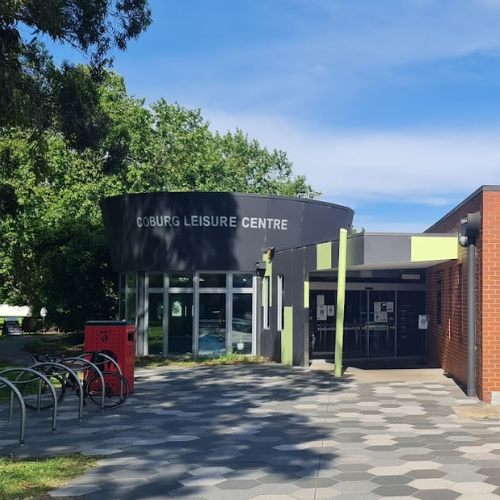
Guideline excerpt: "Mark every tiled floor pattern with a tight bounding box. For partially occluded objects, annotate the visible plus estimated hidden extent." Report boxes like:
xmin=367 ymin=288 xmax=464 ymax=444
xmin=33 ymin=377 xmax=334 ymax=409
xmin=1 ymin=364 xmax=500 ymax=499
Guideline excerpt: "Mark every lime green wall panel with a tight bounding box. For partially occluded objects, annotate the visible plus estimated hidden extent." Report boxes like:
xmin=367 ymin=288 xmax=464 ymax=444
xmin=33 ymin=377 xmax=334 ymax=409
xmin=304 ymin=279 xmax=309 ymax=308
xmin=411 ymin=236 xmax=457 ymax=262
xmin=317 ymin=242 xmax=332 ymax=270
xmin=281 ymin=306 xmax=293 ymax=365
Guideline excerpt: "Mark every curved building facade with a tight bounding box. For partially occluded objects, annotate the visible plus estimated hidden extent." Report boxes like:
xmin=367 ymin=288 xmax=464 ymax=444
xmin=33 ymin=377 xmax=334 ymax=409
xmin=101 ymin=192 xmax=354 ymax=357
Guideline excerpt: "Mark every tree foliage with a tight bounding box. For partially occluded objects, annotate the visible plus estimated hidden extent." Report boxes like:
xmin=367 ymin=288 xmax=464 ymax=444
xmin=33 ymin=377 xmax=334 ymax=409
xmin=0 ymin=70 xmax=318 ymax=331
xmin=0 ymin=0 xmax=152 ymax=140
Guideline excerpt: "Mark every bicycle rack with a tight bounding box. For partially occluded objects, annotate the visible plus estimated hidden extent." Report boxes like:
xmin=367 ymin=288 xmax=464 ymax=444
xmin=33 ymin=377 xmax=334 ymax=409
xmin=0 ymin=376 xmax=26 ymax=445
xmin=61 ymin=357 xmax=106 ymax=411
xmin=30 ymin=362 xmax=84 ymax=420
xmin=79 ymin=351 xmax=123 ymax=376
xmin=0 ymin=368 xmax=59 ymax=433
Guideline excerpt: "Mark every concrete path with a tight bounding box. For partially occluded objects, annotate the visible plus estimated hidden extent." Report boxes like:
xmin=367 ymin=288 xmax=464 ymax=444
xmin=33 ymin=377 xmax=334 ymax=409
xmin=0 ymin=333 xmax=43 ymax=365
xmin=2 ymin=363 xmax=500 ymax=500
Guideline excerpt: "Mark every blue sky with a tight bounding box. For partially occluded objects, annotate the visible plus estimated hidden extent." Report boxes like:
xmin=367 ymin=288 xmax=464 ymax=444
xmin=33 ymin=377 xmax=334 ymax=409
xmin=50 ymin=0 xmax=500 ymax=232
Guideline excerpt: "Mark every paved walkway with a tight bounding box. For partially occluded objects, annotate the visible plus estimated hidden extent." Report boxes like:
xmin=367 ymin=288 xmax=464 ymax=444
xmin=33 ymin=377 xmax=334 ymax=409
xmin=2 ymin=362 xmax=500 ymax=500
xmin=0 ymin=333 xmax=42 ymax=365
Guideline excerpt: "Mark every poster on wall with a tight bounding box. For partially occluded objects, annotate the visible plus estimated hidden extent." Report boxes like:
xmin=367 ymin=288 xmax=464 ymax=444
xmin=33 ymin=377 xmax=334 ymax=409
xmin=418 ymin=315 xmax=429 ymax=329
xmin=317 ymin=305 xmax=327 ymax=321
xmin=380 ymin=312 xmax=388 ymax=322
xmin=317 ymin=295 xmax=325 ymax=306
xmin=327 ymin=305 xmax=335 ymax=316
xmin=387 ymin=302 xmax=394 ymax=312
xmin=374 ymin=302 xmax=381 ymax=313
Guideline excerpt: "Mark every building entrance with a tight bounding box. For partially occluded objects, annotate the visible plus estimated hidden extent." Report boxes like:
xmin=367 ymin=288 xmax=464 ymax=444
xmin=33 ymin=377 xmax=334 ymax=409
xmin=122 ymin=271 xmax=256 ymax=357
xmin=310 ymin=287 xmax=426 ymax=360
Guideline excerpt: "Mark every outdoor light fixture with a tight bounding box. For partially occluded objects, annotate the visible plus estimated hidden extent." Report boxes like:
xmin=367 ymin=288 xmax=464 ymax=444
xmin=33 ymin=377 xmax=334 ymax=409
xmin=458 ymin=212 xmax=481 ymax=247
xmin=255 ymin=261 xmax=267 ymax=278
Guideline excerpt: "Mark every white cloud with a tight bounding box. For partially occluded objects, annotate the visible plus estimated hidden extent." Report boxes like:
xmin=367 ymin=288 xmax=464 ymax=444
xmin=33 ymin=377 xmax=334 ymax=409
xmin=207 ymin=110 xmax=500 ymax=209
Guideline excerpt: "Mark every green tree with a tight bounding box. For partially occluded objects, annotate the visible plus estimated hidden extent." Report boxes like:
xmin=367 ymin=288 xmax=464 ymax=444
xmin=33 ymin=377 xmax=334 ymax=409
xmin=0 ymin=72 xmax=319 ymax=331
xmin=0 ymin=0 xmax=152 ymax=145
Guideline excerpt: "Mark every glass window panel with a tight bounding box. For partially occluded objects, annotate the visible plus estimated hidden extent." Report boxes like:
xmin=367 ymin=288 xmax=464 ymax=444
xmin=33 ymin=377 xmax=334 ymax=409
xmin=199 ymin=293 xmax=226 ymax=355
xmin=263 ymin=277 xmax=270 ymax=329
xmin=126 ymin=273 xmax=137 ymax=289
xmin=126 ymin=291 xmax=136 ymax=323
xmin=232 ymin=294 xmax=253 ymax=354
xmin=119 ymin=291 xmax=125 ymax=320
xmin=233 ymin=273 xmax=253 ymax=288
xmin=199 ymin=273 xmax=226 ymax=288
xmin=148 ymin=273 xmax=164 ymax=288
xmin=169 ymin=272 xmax=193 ymax=288
xmin=168 ymin=293 xmax=193 ymax=354
xmin=148 ymin=293 xmax=164 ymax=355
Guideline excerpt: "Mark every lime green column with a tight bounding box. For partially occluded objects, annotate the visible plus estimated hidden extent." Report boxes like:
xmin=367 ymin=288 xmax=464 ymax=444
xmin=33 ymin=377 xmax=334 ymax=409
xmin=281 ymin=307 xmax=293 ymax=365
xmin=335 ymin=228 xmax=347 ymax=377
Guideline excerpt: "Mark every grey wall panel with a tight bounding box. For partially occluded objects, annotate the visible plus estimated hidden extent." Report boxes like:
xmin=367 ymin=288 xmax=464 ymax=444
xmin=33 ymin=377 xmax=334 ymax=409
xmin=261 ymin=329 xmax=281 ymax=361
xmin=364 ymin=235 xmax=411 ymax=265
xmin=293 ymin=305 xmax=307 ymax=366
xmin=305 ymin=245 xmax=317 ymax=275
xmin=101 ymin=192 xmax=354 ymax=272
xmin=347 ymin=235 xmax=365 ymax=267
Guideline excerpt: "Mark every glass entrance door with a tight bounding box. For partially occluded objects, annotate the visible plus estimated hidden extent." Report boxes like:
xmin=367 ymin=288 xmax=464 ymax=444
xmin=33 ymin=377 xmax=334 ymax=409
xmin=198 ymin=293 xmax=226 ymax=356
xmin=397 ymin=291 xmax=426 ymax=356
xmin=232 ymin=294 xmax=253 ymax=354
xmin=344 ymin=291 xmax=367 ymax=358
xmin=148 ymin=292 xmax=164 ymax=355
xmin=367 ymin=291 xmax=396 ymax=357
xmin=168 ymin=293 xmax=193 ymax=354
xmin=310 ymin=288 xmax=401 ymax=359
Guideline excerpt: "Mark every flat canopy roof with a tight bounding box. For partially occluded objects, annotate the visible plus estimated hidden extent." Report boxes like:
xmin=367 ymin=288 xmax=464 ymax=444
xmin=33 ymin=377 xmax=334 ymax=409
xmin=345 ymin=232 xmax=457 ymax=271
xmin=305 ymin=232 xmax=458 ymax=278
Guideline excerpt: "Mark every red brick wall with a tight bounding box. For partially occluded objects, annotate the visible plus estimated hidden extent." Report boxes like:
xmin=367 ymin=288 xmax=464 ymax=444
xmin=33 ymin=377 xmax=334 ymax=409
xmin=479 ymin=191 xmax=500 ymax=403
xmin=426 ymin=192 xmax=483 ymax=399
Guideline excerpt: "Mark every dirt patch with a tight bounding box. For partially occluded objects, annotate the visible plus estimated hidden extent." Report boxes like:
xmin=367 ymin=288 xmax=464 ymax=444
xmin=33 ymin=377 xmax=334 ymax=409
xmin=453 ymin=405 xmax=500 ymax=420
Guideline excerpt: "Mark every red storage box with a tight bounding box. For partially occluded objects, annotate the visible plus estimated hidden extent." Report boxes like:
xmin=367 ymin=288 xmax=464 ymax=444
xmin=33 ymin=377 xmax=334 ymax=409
xmin=84 ymin=320 xmax=135 ymax=392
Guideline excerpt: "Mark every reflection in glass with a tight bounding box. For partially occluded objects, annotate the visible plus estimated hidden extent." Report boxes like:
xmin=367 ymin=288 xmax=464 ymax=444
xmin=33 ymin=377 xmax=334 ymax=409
xmin=148 ymin=273 xmax=164 ymax=288
xmin=343 ymin=290 xmax=366 ymax=358
xmin=148 ymin=293 xmax=164 ymax=354
xmin=199 ymin=294 xmax=226 ymax=355
xmin=169 ymin=273 xmax=193 ymax=288
xmin=126 ymin=291 xmax=136 ymax=323
xmin=168 ymin=293 xmax=193 ymax=354
xmin=233 ymin=274 xmax=253 ymax=288
xmin=119 ymin=291 xmax=125 ymax=320
xmin=126 ymin=273 xmax=137 ymax=289
xmin=199 ymin=273 xmax=226 ymax=288
xmin=232 ymin=294 xmax=253 ymax=354
xmin=368 ymin=291 xmax=396 ymax=357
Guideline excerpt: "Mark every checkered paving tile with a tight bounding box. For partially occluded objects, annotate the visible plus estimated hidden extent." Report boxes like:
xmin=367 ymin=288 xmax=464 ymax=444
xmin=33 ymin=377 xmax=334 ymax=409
xmin=1 ymin=364 xmax=500 ymax=499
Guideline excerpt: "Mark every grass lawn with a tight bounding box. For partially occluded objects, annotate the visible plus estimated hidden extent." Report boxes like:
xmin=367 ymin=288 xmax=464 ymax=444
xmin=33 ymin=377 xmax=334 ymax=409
xmin=0 ymin=453 xmax=100 ymax=500
xmin=21 ymin=334 xmax=272 ymax=367
xmin=22 ymin=335 xmax=84 ymax=358
xmin=135 ymin=351 xmax=272 ymax=367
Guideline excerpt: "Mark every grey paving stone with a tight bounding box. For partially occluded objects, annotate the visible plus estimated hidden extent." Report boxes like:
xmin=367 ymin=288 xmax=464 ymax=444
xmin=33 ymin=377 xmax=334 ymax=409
xmin=215 ymin=479 xmax=260 ymax=490
xmin=477 ymin=468 xmax=500 ymax=477
xmin=331 ymin=480 xmax=376 ymax=493
xmin=407 ymin=469 xmax=446 ymax=479
xmin=370 ymin=475 xmax=413 ymax=485
xmin=332 ymin=472 xmax=374 ymax=481
xmin=371 ymin=484 xmax=418 ymax=496
xmin=412 ymin=490 xmax=461 ymax=500
xmin=293 ymin=478 xmax=337 ymax=488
